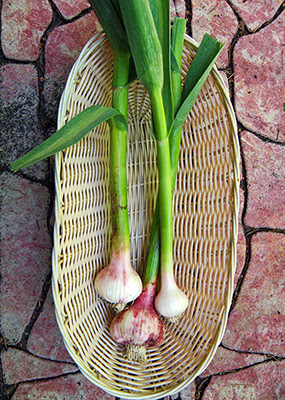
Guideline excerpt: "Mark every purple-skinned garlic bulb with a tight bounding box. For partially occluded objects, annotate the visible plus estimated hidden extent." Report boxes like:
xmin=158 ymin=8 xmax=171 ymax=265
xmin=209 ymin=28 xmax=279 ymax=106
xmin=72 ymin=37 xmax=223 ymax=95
xmin=109 ymin=282 xmax=164 ymax=363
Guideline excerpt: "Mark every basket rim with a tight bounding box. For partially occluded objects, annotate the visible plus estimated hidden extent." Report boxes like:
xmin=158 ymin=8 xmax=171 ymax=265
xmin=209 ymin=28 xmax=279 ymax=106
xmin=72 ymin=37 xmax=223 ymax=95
xmin=52 ymin=31 xmax=240 ymax=399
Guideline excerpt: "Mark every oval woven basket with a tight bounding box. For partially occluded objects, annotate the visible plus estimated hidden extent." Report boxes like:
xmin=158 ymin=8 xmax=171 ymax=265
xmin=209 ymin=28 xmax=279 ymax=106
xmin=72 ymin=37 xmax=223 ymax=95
xmin=52 ymin=32 xmax=239 ymax=399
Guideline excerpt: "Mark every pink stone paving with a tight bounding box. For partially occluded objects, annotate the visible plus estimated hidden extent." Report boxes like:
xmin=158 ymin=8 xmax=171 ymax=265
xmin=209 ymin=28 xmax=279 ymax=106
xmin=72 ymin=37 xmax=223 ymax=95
xmin=2 ymin=348 xmax=77 ymax=385
xmin=177 ymin=384 xmax=196 ymax=400
xmin=0 ymin=63 xmax=37 ymax=103
xmin=0 ymin=173 xmax=51 ymax=343
xmin=170 ymin=0 xmax=186 ymax=20
xmin=235 ymin=181 xmax=246 ymax=284
xmin=223 ymin=232 xmax=285 ymax=356
xmin=53 ymin=0 xmax=90 ymax=19
xmin=200 ymin=345 xmax=264 ymax=377
xmin=232 ymin=0 xmax=284 ymax=31
xmin=1 ymin=1 xmax=284 ymax=399
xmin=0 ymin=64 xmax=48 ymax=180
xmin=191 ymin=0 xmax=238 ymax=68
xmin=27 ymin=288 xmax=74 ymax=363
xmin=203 ymin=360 xmax=285 ymax=399
xmin=1 ymin=0 xmax=53 ymax=61
xmin=45 ymin=11 xmax=99 ymax=78
xmin=241 ymin=130 xmax=285 ymax=228
xmin=44 ymin=11 xmax=100 ymax=120
xmin=234 ymin=15 xmax=285 ymax=141
xmin=11 ymin=373 xmax=115 ymax=400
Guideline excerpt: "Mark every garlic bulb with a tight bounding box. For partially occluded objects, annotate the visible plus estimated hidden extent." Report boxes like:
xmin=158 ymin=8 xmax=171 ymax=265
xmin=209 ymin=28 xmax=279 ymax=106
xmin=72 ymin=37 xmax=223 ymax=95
xmin=110 ymin=284 xmax=164 ymax=363
xmin=154 ymin=273 xmax=189 ymax=322
xmin=95 ymin=249 xmax=142 ymax=311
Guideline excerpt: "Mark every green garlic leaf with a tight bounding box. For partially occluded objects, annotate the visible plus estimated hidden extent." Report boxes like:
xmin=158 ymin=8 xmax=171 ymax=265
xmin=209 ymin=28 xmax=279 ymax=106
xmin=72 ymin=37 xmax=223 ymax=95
xmin=11 ymin=105 xmax=126 ymax=172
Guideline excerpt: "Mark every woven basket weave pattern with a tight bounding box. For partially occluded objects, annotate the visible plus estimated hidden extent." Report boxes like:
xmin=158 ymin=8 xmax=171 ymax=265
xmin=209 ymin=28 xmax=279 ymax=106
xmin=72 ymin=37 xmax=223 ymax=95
xmin=52 ymin=33 xmax=239 ymax=399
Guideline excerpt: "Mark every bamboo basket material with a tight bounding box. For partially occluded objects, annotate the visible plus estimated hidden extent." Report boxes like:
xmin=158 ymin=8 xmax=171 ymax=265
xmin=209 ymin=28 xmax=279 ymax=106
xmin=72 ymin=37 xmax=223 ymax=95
xmin=52 ymin=32 xmax=239 ymax=399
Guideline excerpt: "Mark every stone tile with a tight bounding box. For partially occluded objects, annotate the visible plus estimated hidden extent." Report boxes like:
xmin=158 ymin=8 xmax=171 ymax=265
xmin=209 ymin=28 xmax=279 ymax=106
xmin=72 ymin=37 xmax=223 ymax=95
xmin=54 ymin=0 xmax=186 ymax=23
xmin=174 ymin=383 xmax=196 ymax=399
xmin=234 ymin=228 xmax=247 ymax=290
xmin=1 ymin=0 xmax=53 ymax=61
xmin=0 ymin=173 xmax=51 ymax=344
xmin=234 ymin=15 xmax=285 ymax=141
xmin=53 ymin=0 xmax=90 ymax=19
xmin=27 ymin=288 xmax=73 ymax=363
xmin=44 ymin=12 xmax=100 ymax=122
xmin=203 ymin=360 xmax=285 ymax=399
xmin=2 ymin=348 xmax=77 ymax=385
xmin=0 ymin=64 xmax=49 ymax=180
xmin=200 ymin=346 xmax=264 ymax=377
xmin=11 ymin=372 xmax=115 ymax=400
xmin=235 ymin=173 xmax=246 ymax=286
xmin=191 ymin=0 xmax=238 ymax=68
xmin=170 ymin=0 xmax=186 ymax=21
xmin=231 ymin=0 xmax=284 ymax=31
xmin=240 ymin=130 xmax=285 ymax=228
xmin=223 ymin=232 xmax=285 ymax=356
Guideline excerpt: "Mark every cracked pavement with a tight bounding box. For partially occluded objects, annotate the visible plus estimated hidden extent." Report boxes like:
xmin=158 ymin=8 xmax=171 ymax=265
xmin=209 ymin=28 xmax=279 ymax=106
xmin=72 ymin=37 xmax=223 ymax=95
xmin=0 ymin=0 xmax=284 ymax=399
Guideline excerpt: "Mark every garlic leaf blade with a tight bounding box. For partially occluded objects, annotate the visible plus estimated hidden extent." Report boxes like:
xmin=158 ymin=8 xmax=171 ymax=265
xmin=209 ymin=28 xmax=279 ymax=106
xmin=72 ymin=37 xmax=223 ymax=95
xmin=11 ymin=105 xmax=126 ymax=171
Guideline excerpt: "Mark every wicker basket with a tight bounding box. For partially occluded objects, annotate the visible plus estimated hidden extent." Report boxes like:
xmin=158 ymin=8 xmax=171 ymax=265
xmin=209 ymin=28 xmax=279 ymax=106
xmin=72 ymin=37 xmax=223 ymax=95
xmin=52 ymin=32 xmax=239 ymax=399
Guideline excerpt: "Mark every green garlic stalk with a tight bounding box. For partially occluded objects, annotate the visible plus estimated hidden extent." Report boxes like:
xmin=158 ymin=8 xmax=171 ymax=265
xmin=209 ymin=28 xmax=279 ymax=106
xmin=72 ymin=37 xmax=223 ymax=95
xmin=89 ymin=0 xmax=142 ymax=310
xmin=118 ymin=0 xmax=188 ymax=320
